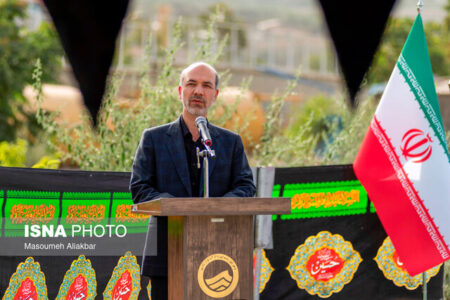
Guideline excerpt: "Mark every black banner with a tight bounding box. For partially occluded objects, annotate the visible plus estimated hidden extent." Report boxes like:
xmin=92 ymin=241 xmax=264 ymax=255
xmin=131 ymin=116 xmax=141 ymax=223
xmin=0 ymin=166 xmax=443 ymax=299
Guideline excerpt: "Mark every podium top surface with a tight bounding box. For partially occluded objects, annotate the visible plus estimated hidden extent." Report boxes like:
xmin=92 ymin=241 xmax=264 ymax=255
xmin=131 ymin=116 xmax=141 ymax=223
xmin=132 ymin=197 xmax=290 ymax=216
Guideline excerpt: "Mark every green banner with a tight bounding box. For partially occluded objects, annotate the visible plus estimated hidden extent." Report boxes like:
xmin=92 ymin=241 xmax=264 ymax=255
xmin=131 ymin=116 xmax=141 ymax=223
xmin=111 ymin=192 xmax=148 ymax=234
xmin=61 ymin=192 xmax=110 ymax=236
xmin=4 ymin=190 xmax=60 ymax=237
xmin=274 ymin=180 xmax=369 ymax=220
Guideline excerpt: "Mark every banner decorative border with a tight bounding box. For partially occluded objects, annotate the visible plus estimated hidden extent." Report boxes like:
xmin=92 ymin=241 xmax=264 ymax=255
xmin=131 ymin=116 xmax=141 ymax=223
xmin=147 ymin=279 xmax=152 ymax=300
xmin=286 ymin=231 xmax=362 ymax=298
xmin=374 ymin=237 xmax=442 ymax=289
xmin=56 ymin=255 xmax=97 ymax=299
xmin=2 ymin=257 xmax=48 ymax=300
xmin=103 ymin=251 xmax=140 ymax=299
xmin=259 ymin=249 xmax=274 ymax=293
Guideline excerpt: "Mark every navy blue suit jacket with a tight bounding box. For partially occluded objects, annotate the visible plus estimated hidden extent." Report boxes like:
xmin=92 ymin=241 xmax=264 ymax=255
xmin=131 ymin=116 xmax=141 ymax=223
xmin=130 ymin=116 xmax=256 ymax=276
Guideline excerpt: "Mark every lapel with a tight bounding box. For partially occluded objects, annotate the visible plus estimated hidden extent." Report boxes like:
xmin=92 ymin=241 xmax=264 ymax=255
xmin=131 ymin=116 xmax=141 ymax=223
xmin=207 ymin=123 xmax=219 ymax=178
xmin=166 ymin=117 xmax=192 ymax=196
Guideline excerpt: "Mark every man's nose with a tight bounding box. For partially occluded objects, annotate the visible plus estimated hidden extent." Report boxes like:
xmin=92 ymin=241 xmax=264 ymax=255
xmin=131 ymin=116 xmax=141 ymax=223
xmin=193 ymin=84 xmax=204 ymax=95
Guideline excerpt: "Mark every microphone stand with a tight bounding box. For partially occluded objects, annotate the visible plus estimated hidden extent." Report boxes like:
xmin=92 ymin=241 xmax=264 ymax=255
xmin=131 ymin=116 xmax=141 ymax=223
xmin=196 ymin=144 xmax=215 ymax=198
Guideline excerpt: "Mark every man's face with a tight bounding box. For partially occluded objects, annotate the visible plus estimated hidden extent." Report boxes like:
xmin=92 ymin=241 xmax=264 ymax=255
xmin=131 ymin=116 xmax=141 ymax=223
xmin=178 ymin=65 xmax=219 ymax=117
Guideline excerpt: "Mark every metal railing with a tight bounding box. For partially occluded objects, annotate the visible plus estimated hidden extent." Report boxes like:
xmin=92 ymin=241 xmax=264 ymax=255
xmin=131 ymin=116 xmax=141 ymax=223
xmin=114 ymin=17 xmax=340 ymax=78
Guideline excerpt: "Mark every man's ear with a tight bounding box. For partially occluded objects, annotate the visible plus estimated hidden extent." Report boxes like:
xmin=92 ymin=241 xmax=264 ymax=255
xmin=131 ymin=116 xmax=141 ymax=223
xmin=178 ymin=86 xmax=182 ymax=99
xmin=214 ymin=89 xmax=219 ymax=102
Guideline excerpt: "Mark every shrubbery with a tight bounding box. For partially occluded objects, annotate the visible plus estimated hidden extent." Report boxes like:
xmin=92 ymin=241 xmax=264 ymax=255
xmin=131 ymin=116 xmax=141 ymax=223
xmin=30 ymin=7 xmax=450 ymax=297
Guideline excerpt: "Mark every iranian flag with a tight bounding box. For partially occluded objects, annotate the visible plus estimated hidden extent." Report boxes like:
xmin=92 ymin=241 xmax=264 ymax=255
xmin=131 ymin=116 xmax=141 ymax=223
xmin=354 ymin=14 xmax=450 ymax=276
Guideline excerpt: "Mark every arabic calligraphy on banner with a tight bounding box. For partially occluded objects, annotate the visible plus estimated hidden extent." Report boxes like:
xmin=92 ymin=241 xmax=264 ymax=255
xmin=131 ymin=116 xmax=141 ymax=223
xmin=14 ymin=277 xmax=38 ymax=300
xmin=10 ymin=204 xmax=56 ymax=224
xmin=66 ymin=204 xmax=106 ymax=224
xmin=287 ymin=231 xmax=362 ymax=298
xmin=275 ymin=180 xmax=369 ymax=220
xmin=114 ymin=204 xmax=148 ymax=223
xmin=103 ymin=252 xmax=140 ymax=300
xmin=56 ymin=255 xmax=97 ymax=300
xmin=306 ymin=247 xmax=344 ymax=281
xmin=112 ymin=271 xmax=132 ymax=300
xmin=374 ymin=237 xmax=442 ymax=290
xmin=2 ymin=257 xmax=48 ymax=300
xmin=291 ymin=190 xmax=360 ymax=209
xmin=66 ymin=274 xmax=88 ymax=300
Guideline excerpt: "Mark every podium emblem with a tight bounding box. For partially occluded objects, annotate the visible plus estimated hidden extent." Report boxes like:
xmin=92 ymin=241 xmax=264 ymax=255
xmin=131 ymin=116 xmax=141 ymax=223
xmin=197 ymin=253 xmax=239 ymax=298
xmin=374 ymin=237 xmax=441 ymax=289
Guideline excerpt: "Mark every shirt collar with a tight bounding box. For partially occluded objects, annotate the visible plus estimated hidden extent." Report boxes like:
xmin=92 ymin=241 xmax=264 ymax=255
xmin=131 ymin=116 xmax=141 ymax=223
xmin=180 ymin=115 xmax=209 ymax=138
xmin=179 ymin=115 xmax=190 ymax=137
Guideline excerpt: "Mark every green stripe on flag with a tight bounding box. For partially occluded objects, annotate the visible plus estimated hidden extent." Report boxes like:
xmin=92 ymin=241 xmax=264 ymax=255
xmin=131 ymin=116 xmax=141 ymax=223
xmin=396 ymin=14 xmax=449 ymax=159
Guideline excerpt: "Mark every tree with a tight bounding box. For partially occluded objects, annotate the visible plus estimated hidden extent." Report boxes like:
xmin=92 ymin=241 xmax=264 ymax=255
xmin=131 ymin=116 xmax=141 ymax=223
xmin=199 ymin=3 xmax=247 ymax=56
xmin=367 ymin=15 xmax=449 ymax=84
xmin=0 ymin=1 xmax=62 ymax=142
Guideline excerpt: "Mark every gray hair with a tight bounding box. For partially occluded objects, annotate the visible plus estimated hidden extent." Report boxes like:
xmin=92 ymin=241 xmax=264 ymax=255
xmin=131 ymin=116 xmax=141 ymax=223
xmin=179 ymin=62 xmax=219 ymax=90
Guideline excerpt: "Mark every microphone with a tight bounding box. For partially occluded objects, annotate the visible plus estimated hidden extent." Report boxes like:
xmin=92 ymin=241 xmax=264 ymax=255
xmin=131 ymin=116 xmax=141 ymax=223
xmin=195 ymin=116 xmax=212 ymax=147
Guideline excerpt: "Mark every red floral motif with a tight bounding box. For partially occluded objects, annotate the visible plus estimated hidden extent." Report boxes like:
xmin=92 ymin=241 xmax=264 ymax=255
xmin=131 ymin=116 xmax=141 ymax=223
xmin=306 ymin=247 xmax=345 ymax=282
xmin=66 ymin=274 xmax=87 ymax=300
xmin=112 ymin=270 xmax=132 ymax=300
xmin=14 ymin=277 xmax=37 ymax=300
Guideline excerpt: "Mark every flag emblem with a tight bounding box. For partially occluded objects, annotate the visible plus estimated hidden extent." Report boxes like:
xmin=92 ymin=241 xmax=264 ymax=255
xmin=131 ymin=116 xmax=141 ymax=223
xmin=400 ymin=129 xmax=433 ymax=163
xmin=354 ymin=14 xmax=450 ymax=275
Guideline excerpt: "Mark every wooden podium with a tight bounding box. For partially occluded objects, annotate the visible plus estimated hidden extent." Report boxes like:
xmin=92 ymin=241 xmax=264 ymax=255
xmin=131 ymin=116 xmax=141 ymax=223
xmin=133 ymin=197 xmax=290 ymax=300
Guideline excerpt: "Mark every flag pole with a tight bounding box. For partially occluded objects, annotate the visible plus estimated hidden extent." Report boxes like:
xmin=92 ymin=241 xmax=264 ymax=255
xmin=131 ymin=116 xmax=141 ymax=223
xmin=422 ymin=271 xmax=427 ymax=300
xmin=416 ymin=0 xmax=428 ymax=297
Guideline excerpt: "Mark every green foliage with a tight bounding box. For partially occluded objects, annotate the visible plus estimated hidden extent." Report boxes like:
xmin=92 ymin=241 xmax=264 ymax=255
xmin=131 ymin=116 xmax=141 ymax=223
xmin=252 ymin=92 xmax=377 ymax=167
xmin=29 ymin=2 xmax=450 ymax=294
xmin=31 ymin=154 xmax=61 ymax=169
xmin=35 ymin=17 xmax=247 ymax=172
xmin=0 ymin=138 xmax=60 ymax=169
xmin=0 ymin=0 xmax=63 ymax=142
xmin=199 ymin=2 xmax=247 ymax=53
xmin=368 ymin=16 xmax=449 ymax=83
xmin=34 ymin=8 xmax=378 ymax=172
xmin=252 ymin=73 xmax=307 ymax=166
xmin=285 ymin=95 xmax=342 ymax=140
xmin=0 ymin=139 xmax=27 ymax=167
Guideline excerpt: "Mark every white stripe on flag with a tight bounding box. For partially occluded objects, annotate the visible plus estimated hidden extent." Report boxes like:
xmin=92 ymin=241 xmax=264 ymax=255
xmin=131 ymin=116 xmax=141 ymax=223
xmin=375 ymin=66 xmax=450 ymax=251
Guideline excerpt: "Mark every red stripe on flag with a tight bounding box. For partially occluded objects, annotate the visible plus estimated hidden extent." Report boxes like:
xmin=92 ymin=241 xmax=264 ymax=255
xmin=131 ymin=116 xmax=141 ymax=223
xmin=354 ymin=118 xmax=448 ymax=275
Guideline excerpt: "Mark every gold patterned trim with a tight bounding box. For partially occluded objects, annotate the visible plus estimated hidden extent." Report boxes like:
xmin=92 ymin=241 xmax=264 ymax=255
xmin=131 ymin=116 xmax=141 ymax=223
xmin=374 ymin=237 xmax=442 ymax=290
xmin=56 ymin=255 xmax=97 ymax=299
xmin=147 ymin=279 xmax=151 ymax=300
xmin=286 ymin=231 xmax=362 ymax=298
xmin=103 ymin=251 xmax=141 ymax=300
xmin=258 ymin=249 xmax=274 ymax=293
xmin=2 ymin=257 xmax=48 ymax=300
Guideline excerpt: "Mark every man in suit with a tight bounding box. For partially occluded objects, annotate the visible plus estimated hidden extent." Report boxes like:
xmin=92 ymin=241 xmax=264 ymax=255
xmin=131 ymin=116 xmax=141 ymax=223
xmin=130 ymin=62 xmax=256 ymax=299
